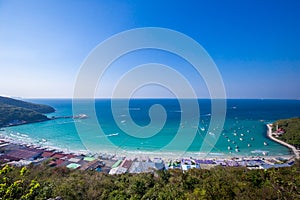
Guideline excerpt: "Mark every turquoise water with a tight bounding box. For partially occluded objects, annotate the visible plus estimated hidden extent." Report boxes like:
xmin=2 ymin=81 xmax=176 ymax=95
xmin=2 ymin=99 xmax=300 ymax=157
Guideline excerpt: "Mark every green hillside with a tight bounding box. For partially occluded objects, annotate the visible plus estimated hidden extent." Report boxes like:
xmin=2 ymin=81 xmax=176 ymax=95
xmin=273 ymin=118 xmax=300 ymax=149
xmin=0 ymin=96 xmax=54 ymax=113
xmin=0 ymin=96 xmax=55 ymax=127
xmin=1 ymin=161 xmax=299 ymax=200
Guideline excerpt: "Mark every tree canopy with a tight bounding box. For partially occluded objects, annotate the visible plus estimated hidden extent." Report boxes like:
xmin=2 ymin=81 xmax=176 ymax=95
xmin=0 ymin=96 xmax=54 ymax=127
xmin=273 ymin=118 xmax=300 ymax=149
xmin=1 ymin=161 xmax=299 ymax=200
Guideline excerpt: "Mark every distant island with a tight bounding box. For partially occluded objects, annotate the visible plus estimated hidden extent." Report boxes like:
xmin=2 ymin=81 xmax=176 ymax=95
xmin=0 ymin=96 xmax=55 ymax=127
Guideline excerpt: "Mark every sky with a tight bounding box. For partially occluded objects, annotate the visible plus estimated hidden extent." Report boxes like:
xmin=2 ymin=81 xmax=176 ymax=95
xmin=0 ymin=0 xmax=300 ymax=99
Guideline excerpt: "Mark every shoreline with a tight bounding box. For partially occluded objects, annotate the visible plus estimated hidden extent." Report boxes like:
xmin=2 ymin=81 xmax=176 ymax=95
xmin=266 ymin=124 xmax=299 ymax=159
xmin=1 ymin=122 xmax=296 ymax=163
xmin=0 ymin=133 xmax=294 ymax=162
xmin=0 ymin=125 xmax=294 ymax=161
xmin=0 ymin=127 xmax=296 ymax=172
xmin=0 ymin=136 xmax=295 ymax=173
xmin=0 ymin=114 xmax=88 ymax=129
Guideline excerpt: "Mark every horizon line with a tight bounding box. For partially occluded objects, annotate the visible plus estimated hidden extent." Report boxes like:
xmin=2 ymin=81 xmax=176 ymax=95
xmin=19 ymin=97 xmax=300 ymax=100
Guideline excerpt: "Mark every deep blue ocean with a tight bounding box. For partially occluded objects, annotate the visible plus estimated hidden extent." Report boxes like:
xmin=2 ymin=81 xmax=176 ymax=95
xmin=2 ymin=99 xmax=300 ymax=158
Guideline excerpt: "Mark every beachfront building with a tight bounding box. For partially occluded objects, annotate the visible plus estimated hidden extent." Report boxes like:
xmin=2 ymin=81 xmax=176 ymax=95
xmin=128 ymin=160 xmax=165 ymax=173
xmin=109 ymin=159 xmax=125 ymax=175
xmin=181 ymin=158 xmax=200 ymax=171
xmin=66 ymin=163 xmax=81 ymax=170
xmin=80 ymin=160 xmax=104 ymax=171
xmin=3 ymin=146 xmax=43 ymax=161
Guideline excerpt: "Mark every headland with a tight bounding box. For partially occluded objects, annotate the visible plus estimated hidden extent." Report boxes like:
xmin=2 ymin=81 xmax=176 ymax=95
xmin=267 ymin=123 xmax=299 ymax=159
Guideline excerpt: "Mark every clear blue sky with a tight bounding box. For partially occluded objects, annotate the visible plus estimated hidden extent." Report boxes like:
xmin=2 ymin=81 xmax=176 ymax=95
xmin=0 ymin=0 xmax=299 ymax=99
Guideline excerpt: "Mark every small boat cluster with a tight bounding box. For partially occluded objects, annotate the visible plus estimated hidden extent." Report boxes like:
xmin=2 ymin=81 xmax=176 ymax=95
xmin=205 ymin=123 xmax=270 ymax=154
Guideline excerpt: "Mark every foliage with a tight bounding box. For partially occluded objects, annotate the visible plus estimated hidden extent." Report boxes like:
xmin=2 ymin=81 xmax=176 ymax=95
xmin=0 ymin=165 xmax=41 ymax=200
xmin=0 ymin=96 xmax=55 ymax=114
xmin=0 ymin=161 xmax=299 ymax=200
xmin=0 ymin=104 xmax=49 ymax=127
xmin=0 ymin=96 xmax=54 ymax=127
xmin=273 ymin=118 xmax=300 ymax=149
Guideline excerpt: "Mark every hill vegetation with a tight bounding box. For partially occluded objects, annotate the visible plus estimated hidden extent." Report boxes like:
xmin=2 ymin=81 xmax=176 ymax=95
xmin=0 ymin=96 xmax=55 ymax=127
xmin=0 ymin=96 xmax=54 ymax=113
xmin=273 ymin=117 xmax=300 ymax=149
xmin=0 ymin=161 xmax=299 ymax=200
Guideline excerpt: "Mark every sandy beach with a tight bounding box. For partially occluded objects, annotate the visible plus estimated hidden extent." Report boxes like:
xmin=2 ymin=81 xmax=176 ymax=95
xmin=0 ymin=121 xmax=296 ymax=176
xmin=1 ymin=124 xmax=296 ymax=163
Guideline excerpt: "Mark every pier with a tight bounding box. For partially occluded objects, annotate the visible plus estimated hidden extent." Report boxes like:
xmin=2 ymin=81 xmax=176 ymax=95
xmin=51 ymin=114 xmax=88 ymax=120
xmin=267 ymin=124 xmax=299 ymax=159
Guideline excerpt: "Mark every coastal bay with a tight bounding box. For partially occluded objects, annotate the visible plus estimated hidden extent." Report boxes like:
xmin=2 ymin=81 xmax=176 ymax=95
xmin=1 ymin=99 xmax=299 ymax=158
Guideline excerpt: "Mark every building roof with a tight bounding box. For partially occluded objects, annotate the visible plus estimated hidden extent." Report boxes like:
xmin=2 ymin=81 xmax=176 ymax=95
xmin=109 ymin=166 xmax=127 ymax=175
xmin=66 ymin=154 xmax=76 ymax=159
xmin=80 ymin=160 xmax=102 ymax=171
xmin=83 ymin=156 xmax=96 ymax=162
xmin=52 ymin=153 xmax=66 ymax=159
xmin=7 ymin=148 xmax=42 ymax=160
xmin=42 ymin=151 xmax=55 ymax=158
xmin=66 ymin=163 xmax=81 ymax=169
xmin=121 ymin=159 xmax=133 ymax=169
xmin=55 ymin=159 xmax=65 ymax=166
xmin=69 ymin=157 xmax=81 ymax=163
xmin=0 ymin=155 xmax=20 ymax=162
xmin=128 ymin=161 xmax=158 ymax=173
xmin=112 ymin=160 xmax=123 ymax=168
xmin=109 ymin=167 xmax=118 ymax=175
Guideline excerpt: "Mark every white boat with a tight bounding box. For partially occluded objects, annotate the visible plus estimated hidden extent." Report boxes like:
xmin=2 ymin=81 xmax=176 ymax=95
xmin=209 ymin=132 xmax=215 ymax=136
xmin=240 ymin=138 xmax=243 ymax=141
xmin=73 ymin=114 xmax=88 ymax=119
xmin=228 ymin=146 xmax=231 ymax=150
xmin=247 ymin=144 xmax=251 ymax=147
xmin=264 ymin=142 xmax=268 ymax=146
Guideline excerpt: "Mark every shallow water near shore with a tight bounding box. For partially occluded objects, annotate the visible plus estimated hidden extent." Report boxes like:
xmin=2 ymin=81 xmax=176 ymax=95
xmin=1 ymin=99 xmax=300 ymax=158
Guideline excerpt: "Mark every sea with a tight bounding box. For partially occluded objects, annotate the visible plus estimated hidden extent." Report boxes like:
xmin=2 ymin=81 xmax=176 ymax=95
xmin=1 ymin=99 xmax=300 ymax=158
